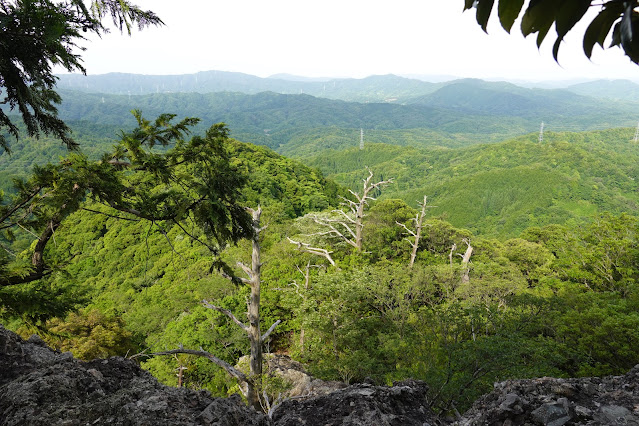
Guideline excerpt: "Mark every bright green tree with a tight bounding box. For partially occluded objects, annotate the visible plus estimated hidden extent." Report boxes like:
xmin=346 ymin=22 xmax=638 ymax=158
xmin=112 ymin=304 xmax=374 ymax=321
xmin=0 ymin=112 xmax=252 ymax=320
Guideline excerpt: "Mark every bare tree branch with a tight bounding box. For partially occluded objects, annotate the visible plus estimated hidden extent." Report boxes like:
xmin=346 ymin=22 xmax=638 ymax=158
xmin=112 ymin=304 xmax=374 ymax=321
xmin=237 ymin=261 xmax=253 ymax=279
xmin=261 ymin=319 xmax=281 ymax=343
xmin=132 ymin=348 xmax=249 ymax=385
xmin=287 ymin=237 xmax=337 ymax=266
xmin=202 ymin=300 xmax=248 ymax=331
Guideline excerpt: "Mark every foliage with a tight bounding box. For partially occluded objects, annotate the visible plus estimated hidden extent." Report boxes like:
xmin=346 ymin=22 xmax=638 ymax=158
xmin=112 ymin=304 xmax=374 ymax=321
xmin=464 ymin=0 xmax=639 ymax=64
xmin=0 ymin=112 xmax=252 ymax=325
xmin=1 ymin=109 xmax=639 ymax=415
xmin=0 ymin=0 xmax=161 ymax=151
xmin=307 ymin=128 xmax=639 ymax=237
xmin=37 ymin=308 xmax=137 ymax=359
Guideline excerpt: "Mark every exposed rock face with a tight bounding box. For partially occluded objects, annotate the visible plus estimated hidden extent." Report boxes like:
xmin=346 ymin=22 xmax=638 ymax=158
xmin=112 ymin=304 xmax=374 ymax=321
xmin=456 ymin=366 xmax=639 ymax=426
xmin=0 ymin=325 xmax=267 ymax=426
xmin=271 ymin=379 xmax=441 ymax=426
xmin=238 ymin=353 xmax=346 ymax=398
xmin=5 ymin=323 xmax=639 ymax=426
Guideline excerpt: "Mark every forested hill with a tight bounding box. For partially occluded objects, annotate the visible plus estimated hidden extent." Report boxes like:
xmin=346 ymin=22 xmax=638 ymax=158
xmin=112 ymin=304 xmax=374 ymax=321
xmin=45 ymin=87 xmax=639 ymax=157
xmin=566 ymin=79 xmax=639 ymax=102
xmin=410 ymin=78 xmax=629 ymax=119
xmin=4 ymin=109 xmax=639 ymax=415
xmin=306 ymin=127 xmax=639 ymax=237
xmin=52 ymin=89 xmax=533 ymax=150
xmin=4 ymin=120 xmax=638 ymax=238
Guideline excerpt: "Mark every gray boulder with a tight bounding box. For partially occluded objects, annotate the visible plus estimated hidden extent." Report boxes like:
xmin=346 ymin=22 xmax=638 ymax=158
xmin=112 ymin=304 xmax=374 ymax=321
xmin=456 ymin=366 xmax=639 ymax=425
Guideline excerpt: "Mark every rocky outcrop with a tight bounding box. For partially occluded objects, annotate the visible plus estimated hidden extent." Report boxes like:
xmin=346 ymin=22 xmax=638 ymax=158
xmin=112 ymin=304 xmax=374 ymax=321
xmin=271 ymin=379 xmax=441 ymax=426
xmin=0 ymin=324 xmax=437 ymax=425
xmin=0 ymin=324 xmax=267 ymax=426
xmin=4 ymin=323 xmax=639 ymax=426
xmin=237 ymin=353 xmax=346 ymax=398
xmin=456 ymin=366 xmax=639 ymax=425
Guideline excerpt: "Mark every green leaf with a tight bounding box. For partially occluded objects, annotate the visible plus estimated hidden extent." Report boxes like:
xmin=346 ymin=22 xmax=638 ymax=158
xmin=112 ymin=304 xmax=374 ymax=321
xmin=498 ymin=0 xmax=525 ymax=33
xmin=619 ymin=2 xmax=639 ymax=63
xmin=583 ymin=5 xmax=623 ymax=58
xmin=611 ymin=21 xmax=622 ymax=47
xmin=521 ymin=0 xmax=555 ymax=38
xmin=476 ymin=0 xmax=495 ymax=33
xmin=555 ymin=0 xmax=591 ymax=39
xmin=536 ymin=19 xmax=554 ymax=48
xmin=464 ymin=0 xmax=476 ymax=11
xmin=552 ymin=36 xmax=563 ymax=61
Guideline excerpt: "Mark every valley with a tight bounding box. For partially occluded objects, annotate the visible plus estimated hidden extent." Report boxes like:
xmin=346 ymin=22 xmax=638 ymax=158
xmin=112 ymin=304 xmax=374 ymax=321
xmin=2 ymin=71 xmax=639 ymax=415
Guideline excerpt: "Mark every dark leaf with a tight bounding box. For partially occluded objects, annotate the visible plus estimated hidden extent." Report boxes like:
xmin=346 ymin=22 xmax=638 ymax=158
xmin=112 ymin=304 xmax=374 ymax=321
xmin=555 ymin=0 xmax=591 ymax=39
xmin=620 ymin=1 xmax=635 ymax=51
xmin=476 ymin=0 xmax=495 ymax=32
xmin=611 ymin=21 xmax=622 ymax=47
xmin=583 ymin=5 xmax=623 ymax=58
xmin=521 ymin=0 xmax=555 ymax=38
xmin=536 ymin=19 xmax=554 ymax=48
xmin=498 ymin=0 xmax=525 ymax=33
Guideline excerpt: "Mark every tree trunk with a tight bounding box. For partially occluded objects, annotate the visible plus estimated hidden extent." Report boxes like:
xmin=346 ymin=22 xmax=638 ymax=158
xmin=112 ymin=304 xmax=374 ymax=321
xmin=409 ymin=195 xmax=429 ymax=268
xmin=246 ymin=206 xmax=263 ymax=411
xmin=461 ymin=239 xmax=473 ymax=284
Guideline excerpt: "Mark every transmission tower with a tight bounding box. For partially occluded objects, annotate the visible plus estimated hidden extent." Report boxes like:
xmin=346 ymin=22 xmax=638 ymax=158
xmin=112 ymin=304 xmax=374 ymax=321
xmin=634 ymin=122 xmax=639 ymax=143
xmin=538 ymin=122 xmax=544 ymax=143
xmin=360 ymin=128 xmax=364 ymax=150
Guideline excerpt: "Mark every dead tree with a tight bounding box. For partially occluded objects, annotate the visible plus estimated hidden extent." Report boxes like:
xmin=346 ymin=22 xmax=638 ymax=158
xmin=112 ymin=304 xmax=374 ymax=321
xmin=287 ymin=237 xmax=337 ymax=267
xmin=141 ymin=206 xmax=280 ymax=412
xmin=396 ymin=195 xmax=434 ymax=268
xmin=459 ymin=238 xmax=474 ymax=284
xmin=204 ymin=206 xmax=280 ymax=410
xmin=309 ymin=168 xmax=393 ymax=252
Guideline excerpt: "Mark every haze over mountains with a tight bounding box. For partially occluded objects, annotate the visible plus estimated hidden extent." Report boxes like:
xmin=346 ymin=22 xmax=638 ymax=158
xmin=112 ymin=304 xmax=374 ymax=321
xmin=56 ymin=70 xmax=639 ymax=104
xmin=47 ymin=71 xmax=639 ymax=158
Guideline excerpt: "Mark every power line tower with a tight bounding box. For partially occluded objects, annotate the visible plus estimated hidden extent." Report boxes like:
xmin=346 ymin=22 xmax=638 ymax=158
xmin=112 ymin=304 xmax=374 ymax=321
xmin=538 ymin=122 xmax=544 ymax=143
xmin=360 ymin=128 xmax=364 ymax=150
xmin=633 ymin=122 xmax=639 ymax=143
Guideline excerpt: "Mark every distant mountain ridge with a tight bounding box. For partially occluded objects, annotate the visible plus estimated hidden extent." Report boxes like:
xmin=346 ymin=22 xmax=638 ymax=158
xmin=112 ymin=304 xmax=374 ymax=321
xmin=566 ymin=79 xmax=639 ymax=102
xmin=56 ymin=71 xmax=442 ymax=103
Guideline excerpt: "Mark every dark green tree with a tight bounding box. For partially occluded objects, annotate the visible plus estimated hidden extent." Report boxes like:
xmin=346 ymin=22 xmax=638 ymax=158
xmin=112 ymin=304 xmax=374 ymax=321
xmin=0 ymin=0 xmax=161 ymax=151
xmin=0 ymin=112 xmax=252 ymax=318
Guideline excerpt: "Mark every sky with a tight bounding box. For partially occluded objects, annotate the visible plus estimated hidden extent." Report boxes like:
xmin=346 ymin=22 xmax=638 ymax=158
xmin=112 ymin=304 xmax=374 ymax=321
xmin=69 ymin=0 xmax=639 ymax=83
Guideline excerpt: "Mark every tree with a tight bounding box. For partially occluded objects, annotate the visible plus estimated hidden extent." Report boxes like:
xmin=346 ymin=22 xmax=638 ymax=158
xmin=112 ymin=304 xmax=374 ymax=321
xmin=143 ymin=206 xmax=281 ymax=412
xmin=396 ymin=195 xmax=434 ymax=268
xmin=1 ymin=113 xmax=252 ymax=312
xmin=307 ymin=168 xmax=393 ymax=252
xmin=0 ymin=0 xmax=162 ymax=151
xmin=203 ymin=206 xmax=281 ymax=411
xmin=464 ymin=0 xmax=639 ymax=64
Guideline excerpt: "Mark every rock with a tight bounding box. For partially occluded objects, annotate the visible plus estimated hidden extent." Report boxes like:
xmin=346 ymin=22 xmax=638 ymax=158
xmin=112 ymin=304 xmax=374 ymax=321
xmin=530 ymin=398 xmax=572 ymax=426
xmin=456 ymin=365 xmax=639 ymax=426
xmin=595 ymin=405 xmax=639 ymax=425
xmin=0 ymin=324 xmax=267 ymax=426
xmin=6 ymin=322 xmax=639 ymax=426
xmin=236 ymin=353 xmax=346 ymax=398
xmin=271 ymin=379 xmax=441 ymax=426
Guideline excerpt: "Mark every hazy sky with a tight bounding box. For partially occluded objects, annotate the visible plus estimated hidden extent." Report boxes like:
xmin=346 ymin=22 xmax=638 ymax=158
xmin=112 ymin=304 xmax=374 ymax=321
xmin=71 ymin=0 xmax=639 ymax=82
